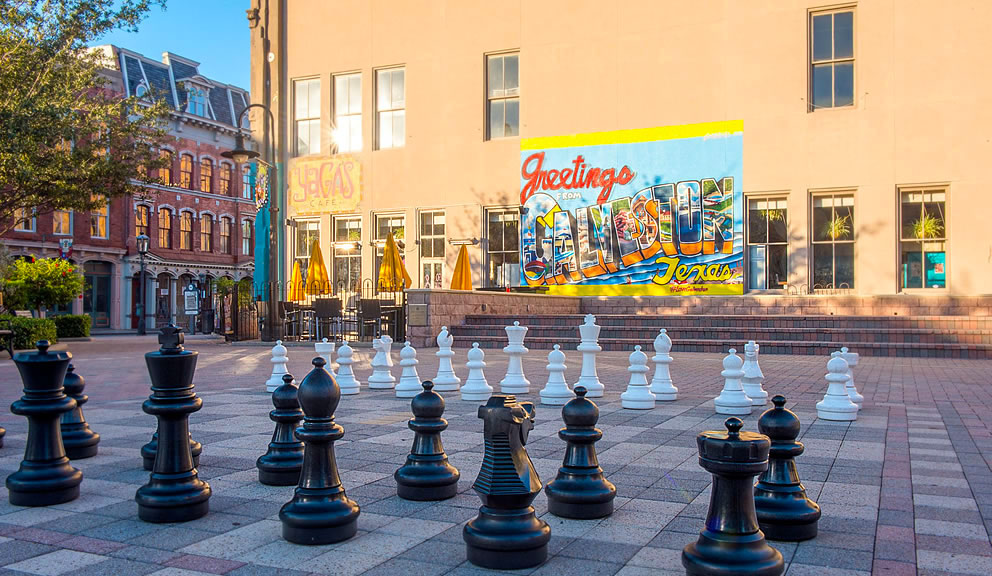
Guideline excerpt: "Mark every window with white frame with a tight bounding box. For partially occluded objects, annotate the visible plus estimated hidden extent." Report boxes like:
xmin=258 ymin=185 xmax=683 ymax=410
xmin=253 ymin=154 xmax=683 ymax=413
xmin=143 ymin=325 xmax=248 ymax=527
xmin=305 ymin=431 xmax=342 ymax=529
xmin=810 ymin=7 xmax=854 ymax=110
xmin=333 ymin=216 xmax=362 ymax=297
xmin=374 ymin=213 xmax=405 ymax=292
xmin=293 ymin=78 xmax=321 ymax=156
xmin=486 ymin=208 xmax=520 ymax=287
xmin=294 ymin=218 xmax=320 ymax=281
xmin=747 ymin=197 xmax=788 ymax=290
xmin=375 ymin=68 xmax=405 ymax=150
xmin=419 ymin=210 xmax=445 ymax=289
xmin=487 ymin=52 xmax=519 ymax=139
xmin=333 ymin=73 xmax=362 ymax=153
xmin=186 ymin=86 xmax=207 ymax=116
xmin=90 ymin=196 xmax=108 ymax=238
xmin=900 ymin=188 xmax=947 ymax=290
xmin=242 ymin=165 xmax=251 ymax=199
xmin=53 ymin=210 xmax=72 ymax=235
xmin=242 ymin=220 xmax=253 ymax=256
xmin=14 ymin=207 xmax=35 ymax=232
xmin=811 ymin=192 xmax=855 ymax=290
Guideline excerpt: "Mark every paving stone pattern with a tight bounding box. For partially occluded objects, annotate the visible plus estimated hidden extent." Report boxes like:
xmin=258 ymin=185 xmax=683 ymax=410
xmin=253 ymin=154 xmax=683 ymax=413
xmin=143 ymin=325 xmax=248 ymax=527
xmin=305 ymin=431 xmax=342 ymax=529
xmin=0 ymin=338 xmax=989 ymax=575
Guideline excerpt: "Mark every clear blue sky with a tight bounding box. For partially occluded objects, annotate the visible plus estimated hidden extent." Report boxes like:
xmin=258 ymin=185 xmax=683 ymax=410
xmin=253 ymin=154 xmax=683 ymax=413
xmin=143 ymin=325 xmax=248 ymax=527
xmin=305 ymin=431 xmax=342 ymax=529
xmin=93 ymin=0 xmax=250 ymax=90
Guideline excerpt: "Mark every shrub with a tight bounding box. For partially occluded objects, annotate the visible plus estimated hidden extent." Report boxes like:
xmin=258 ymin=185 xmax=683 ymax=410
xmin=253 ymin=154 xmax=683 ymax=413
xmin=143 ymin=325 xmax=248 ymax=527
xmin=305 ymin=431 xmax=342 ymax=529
xmin=1 ymin=315 xmax=57 ymax=350
xmin=54 ymin=314 xmax=90 ymax=338
xmin=2 ymin=258 xmax=84 ymax=314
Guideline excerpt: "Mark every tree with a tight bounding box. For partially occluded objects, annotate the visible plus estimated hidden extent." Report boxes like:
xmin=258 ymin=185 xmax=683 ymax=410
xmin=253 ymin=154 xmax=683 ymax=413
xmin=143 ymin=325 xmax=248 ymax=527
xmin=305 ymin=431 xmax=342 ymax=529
xmin=0 ymin=0 xmax=170 ymax=235
xmin=2 ymin=257 xmax=85 ymax=313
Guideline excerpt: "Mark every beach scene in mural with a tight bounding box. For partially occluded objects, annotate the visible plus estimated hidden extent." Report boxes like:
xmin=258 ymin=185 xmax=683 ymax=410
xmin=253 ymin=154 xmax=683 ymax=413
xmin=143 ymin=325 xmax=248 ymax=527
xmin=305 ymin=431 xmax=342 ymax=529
xmin=519 ymin=121 xmax=744 ymax=295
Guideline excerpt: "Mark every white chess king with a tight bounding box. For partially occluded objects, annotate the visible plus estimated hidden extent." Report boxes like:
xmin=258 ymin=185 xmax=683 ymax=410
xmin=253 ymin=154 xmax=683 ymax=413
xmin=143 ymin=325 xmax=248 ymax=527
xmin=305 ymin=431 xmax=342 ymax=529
xmin=500 ymin=321 xmax=531 ymax=394
xmin=574 ymin=314 xmax=604 ymax=397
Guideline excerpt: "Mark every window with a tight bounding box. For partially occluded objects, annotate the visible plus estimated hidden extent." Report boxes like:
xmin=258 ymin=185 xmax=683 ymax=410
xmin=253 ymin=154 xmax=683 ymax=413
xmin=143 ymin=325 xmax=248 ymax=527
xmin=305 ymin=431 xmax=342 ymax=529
xmin=375 ymin=68 xmax=405 ymax=149
xmin=90 ymin=196 xmax=108 ymax=239
xmin=159 ymin=150 xmax=173 ymax=185
xmin=219 ymin=163 xmax=232 ymax=195
xmin=179 ymin=154 xmax=193 ymax=189
xmin=242 ymin=220 xmax=254 ymax=256
xmin=200 ymin=158 xmax=213 ymax=193
xmin=486 ymin=208 xmax=520 ymax=287
xmin=220 ymin=217 xmax=232 ymax=254
xmin=53 ymin=210 xmax=72 ymax=235
xmin=294 ymin=78 xmax=321 ymax=156
xmin=14 ymin=207 xmax=35 ymax=232
xmin=747 ymin=198 xmax=788 ymax=290
xmin=158 ymin=208 xmax=172 ymax=249
xmin=333 ymin=216 xmax=362 ymax=297
xmin=333 ymin=73 xmax=362 ymax=153
xmin=374 ymin=214 xmax=405 ymax=292
xmin=295 ymin=218 xmax=320 ymax=260
xmin=186 ymin=86 xmax=206 ymax=116
xmin=135 ymin=205 xmax=149 ymax=237
xmin=242 ymin=165 xmax=251 ymax=199
xmin=900 ymin=189 xmax=947 ymax=290
xmin=487 ymin=53 xmax=520 ymax=139
xmin=135 ymin=81 xmax=149 ymax=99
xmin=200 ymin=214 xmax=213 ymax=252
xmin=811 ymin=193 xmax=855 ymax=290
xmin=810 ymin=8 xmax=854 ymax=110
xmin=419 ymin=210 xmax=445 ymax=289
xmin=179 ymin=211 xmax=193 ymax=250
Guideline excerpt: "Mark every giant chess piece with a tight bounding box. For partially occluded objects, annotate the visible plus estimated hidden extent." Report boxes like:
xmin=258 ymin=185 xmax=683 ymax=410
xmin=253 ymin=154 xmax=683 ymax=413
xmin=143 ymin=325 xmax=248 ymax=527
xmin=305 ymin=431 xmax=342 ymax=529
xmin=368 ymin=336 xmax=396 ymax=389
xmin=0 ymin=426 xmax=5 ymax=449
xmin=60 ymin=363 xmax=100 ymax=459
xmin=257 ymin=373 xmax=305 ymax=486
xmin=500 ymin=322 xmax=530 ymax=394
xmin=714 ymin=349 xmax=753 ymax=416
xmin=816 ymin=352 xmax=858 ymax=421
xmin=464 ymin=395 xmax=550 ymax=569
xmin=754 ymin=395 xmax=821 ymax=541
xmin=433 ymin=326 xmax=461 ymax=392
xmin=649 ymin=329 xmax=678 ymax=401
xmin=266 ymin=340 xmax=289 ymax=393
xmin=682 ymin=418 xmax=784 ymax=576
xmin=840 ymin=347 xmax=864 ymax=409
xmin=545 ymin=386 xmax=616 ymax=519
xmin=315 ymin=338 xmax=335 ymax=376
xmin=574 ymin=314 xmax=604 ymax=398
xmin=7 ymin=341 xmax=82 ymax=506
xmin=395 ymin=342 xmax=423 ymax=398
xmin=741 ymin=341 xmax=768 ymax=406
xmin=395 ymin=381 xmax=460 ymax=500
xmin=136 ymin=326 xmax=211 ymax=522
xmin=540 ymin=344 xmax=574 ymax=405
xmin=621 ymin=345 xmax=655 ymax=409
xmin=280 ymin=356 xmax=360 ymax=545
xmin=461 ymin=343 xmax=493 ymax=402
xmin=335 ymin=340 xmax=361 ymax=395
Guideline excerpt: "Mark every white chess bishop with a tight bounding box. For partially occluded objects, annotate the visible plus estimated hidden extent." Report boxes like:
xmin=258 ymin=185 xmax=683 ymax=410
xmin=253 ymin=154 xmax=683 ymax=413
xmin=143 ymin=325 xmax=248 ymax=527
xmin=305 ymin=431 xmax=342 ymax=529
xmin=574 ymin=314 xmax=604 ymax=398
xmin=265 ymin=340 xmax=290 ymax=393
xmin=540 ymin=345 xmax=574 ymax=405
xmin=816 ymin=352 xmax=859 ymax=421
xmin=461 ymin=343 xmax=493 ymax=402
xmin=368 ymin=336 xmax=396 ymax=389
xmin=740 ymin=341 xmax=768 ymax=406
xmin=839 ymin=347 xmax=864 ymax=409
xmin=335 ymin=340 xmax=361 ymax=395
xmin=395 ymin=342 xmax=422 ymax=398
xmin=649 ymin=329 xmax=677 ymax=401
xmin=432 ymin=326 xmax=461 ymax=392
xmin=500 ymin=321 xmax=531 ymax=394
xmin=621 ymin=345 xmax=655 ymax=409
xmin=713 ymin=349 xmax=753 ymax=415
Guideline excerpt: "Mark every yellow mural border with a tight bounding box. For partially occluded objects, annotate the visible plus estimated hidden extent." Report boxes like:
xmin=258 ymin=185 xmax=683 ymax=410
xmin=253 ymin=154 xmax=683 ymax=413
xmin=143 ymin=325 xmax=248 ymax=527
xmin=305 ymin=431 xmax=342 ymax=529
xmin=521 ymin=120 xmax=743 ymax=151
xmin=546 ymin=284 xmax=744 ymax=296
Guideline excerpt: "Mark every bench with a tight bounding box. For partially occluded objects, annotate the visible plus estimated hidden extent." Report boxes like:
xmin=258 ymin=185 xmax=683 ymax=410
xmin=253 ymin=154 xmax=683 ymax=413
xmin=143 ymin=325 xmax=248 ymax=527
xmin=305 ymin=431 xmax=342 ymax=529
xmin=0 ymin=317 xmax=12 ymax=358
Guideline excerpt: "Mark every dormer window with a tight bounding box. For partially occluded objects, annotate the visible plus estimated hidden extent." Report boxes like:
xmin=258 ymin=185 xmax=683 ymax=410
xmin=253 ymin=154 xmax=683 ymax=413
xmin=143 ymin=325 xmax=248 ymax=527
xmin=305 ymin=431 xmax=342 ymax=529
xmin=135 ymin=80 xmax=149 ymax=99
xmin=187 ymin=87 xmax=206 ymax=116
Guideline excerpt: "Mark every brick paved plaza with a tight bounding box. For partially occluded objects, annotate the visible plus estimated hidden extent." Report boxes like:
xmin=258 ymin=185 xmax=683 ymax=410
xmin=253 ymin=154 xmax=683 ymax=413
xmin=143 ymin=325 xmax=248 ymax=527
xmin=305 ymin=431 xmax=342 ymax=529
xmin=0 ymin=337 xmax=989 ymax=576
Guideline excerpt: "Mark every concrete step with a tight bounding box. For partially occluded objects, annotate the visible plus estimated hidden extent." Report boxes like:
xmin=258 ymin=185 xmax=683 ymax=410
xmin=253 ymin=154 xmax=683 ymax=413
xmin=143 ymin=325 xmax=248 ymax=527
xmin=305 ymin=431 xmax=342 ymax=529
xmin=463 ymin=314 xmax=992 ymax=331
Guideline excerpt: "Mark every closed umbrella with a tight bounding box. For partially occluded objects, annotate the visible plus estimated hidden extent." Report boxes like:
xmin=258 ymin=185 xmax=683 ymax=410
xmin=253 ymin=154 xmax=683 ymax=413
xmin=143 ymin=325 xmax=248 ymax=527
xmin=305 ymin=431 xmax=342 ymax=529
xmin=377 ymin=232 xmax=412 ymax=292
xmin=305 ymin=239 xmax=331 ymax=295
xmin=288 ymin=260 xmax=305 ymax=302
xmin=450 ymin=244 xmax=472 ymax=290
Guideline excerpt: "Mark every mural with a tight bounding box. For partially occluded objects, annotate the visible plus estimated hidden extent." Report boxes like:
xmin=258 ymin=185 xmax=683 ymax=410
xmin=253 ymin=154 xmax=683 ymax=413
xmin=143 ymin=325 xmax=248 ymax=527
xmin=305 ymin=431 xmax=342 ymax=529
xmin=287 ymin=155 xmax=362 ymax=217
xmin=520 ymin=121 xmax=743 ymax=295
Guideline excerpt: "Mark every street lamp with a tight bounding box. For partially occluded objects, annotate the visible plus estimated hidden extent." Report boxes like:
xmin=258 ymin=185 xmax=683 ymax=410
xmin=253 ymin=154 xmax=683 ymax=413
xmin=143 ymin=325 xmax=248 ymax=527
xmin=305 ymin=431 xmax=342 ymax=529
xmin=136 ymin=234 xmax=149 ymax=335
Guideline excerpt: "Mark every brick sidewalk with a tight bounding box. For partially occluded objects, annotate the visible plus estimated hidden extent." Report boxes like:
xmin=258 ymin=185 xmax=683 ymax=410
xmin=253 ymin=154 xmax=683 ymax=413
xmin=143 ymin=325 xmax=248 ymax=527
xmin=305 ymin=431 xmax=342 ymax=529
xmin=0 ymin=339 xmax=989 ymax=575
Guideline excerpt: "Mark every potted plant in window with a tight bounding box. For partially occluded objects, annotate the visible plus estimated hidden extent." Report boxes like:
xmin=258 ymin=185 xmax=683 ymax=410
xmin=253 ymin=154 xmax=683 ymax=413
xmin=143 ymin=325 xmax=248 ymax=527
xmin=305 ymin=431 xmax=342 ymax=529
xmin=821 ymin=214 xmax=851 ymax=241
xmin=910 ymin=213 xmax=943 ymax=240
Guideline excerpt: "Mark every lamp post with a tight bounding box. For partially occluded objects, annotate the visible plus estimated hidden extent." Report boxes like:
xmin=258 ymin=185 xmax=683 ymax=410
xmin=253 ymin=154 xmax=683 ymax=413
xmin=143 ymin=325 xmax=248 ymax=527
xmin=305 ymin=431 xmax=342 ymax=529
xmin=136 ymin=234 xmax=149 ymax=335
xmin=223 ymin=103 xmax=280 ymax=341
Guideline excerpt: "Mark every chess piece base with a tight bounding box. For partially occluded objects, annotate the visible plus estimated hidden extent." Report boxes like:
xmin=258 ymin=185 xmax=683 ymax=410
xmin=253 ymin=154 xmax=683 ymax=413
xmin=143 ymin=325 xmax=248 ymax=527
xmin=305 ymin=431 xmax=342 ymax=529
xmin=499 ymin=383 xmax=529 ymax=395
xmin=142 ymin=436 xmax=201 ymax=471
xmin=548 ymin=497 xmax=613 ymax=519
xmin=257 ymin=447 xmax=303 ymax=486
xmin=756 ymin=505 xmax=820 ymax=541
xmin=395 ymin=461 xmax=460 ymax=501
xmin=655 ymin=391 xmax=677 ymax=402
xmin=715 ymin=404 xmax=753 ymax=415
xmin=397 ymin=481 xmax=458 ymax=501
xmin=63 ymin=442 xmax=99 ymax=460
xmin=62 ymin=424 xmax=100 ymax=460
xmin=576 ymin=380 xmax=603 ymax=398
xmin=136 ymin=480 xmax=211 ymax=523
xmin=258 ymin=467 xmax=301 ymax=486
xmin=461 ymin=390 xmax=492 ymax=402
xmin=682 ymin=529 xmax=784 ymax=576
xmin=815 ymin=403 xmax=858 ymax=421
xmin=464 ymin=506 xmax=550 ymax=570
xmin=7 ymin=461 xmax=82 ymax=506
xmin=339 ymin=385 xmax=360 ymax=395
xmin=280 ymin=497 xmax=360 ymax=545
xmin=432 ymin=380 xmax=460 ymax=392
xmin=620 ymin=396 xmax=655 ymax=410
xmin=540 ymin=391 xmax=572 ymax=406
xmin=367 ymin=380 xmax=395 ymax=389
xmin=396 ymin=388 xmax=419 ymax=398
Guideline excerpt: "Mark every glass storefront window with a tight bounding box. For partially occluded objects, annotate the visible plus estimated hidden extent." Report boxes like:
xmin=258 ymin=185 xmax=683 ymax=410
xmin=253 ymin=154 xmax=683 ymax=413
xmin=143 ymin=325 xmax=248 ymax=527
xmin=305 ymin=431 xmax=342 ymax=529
xmin=419 ymin=210 xmax=445 ymax=288
xmin=746 ymin=197 xmax=788 ymax=290
xmin=486 ymin=208 xmax=520 ymax=288
xmin=900 ymin=189 xmax=946 ymax=290
xmin=374 ymin=214 xmax=405 ymax=294
xmin=811 ymin=193 xmax=855 ymax=290
xmin=333 ymin=216 xmax=362 ymax=302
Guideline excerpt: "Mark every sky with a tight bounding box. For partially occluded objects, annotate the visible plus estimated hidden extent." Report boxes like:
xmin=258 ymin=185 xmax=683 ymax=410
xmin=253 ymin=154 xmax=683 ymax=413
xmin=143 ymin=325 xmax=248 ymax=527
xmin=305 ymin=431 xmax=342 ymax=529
xmin=93 ymin=0 xmax=251 ymax=90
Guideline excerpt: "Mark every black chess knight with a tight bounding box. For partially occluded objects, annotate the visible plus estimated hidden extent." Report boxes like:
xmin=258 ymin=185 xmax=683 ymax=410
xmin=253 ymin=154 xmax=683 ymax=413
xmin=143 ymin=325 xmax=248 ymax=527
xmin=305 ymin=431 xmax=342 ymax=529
xmin=395 ymin=381 xmax=460 ymax=500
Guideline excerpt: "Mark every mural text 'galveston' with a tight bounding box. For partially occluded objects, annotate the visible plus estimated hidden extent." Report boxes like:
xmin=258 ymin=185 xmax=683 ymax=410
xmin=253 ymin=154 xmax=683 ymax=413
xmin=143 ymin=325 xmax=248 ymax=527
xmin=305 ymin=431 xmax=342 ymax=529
xmin=520 ymin=121 xmax=744 ymax=295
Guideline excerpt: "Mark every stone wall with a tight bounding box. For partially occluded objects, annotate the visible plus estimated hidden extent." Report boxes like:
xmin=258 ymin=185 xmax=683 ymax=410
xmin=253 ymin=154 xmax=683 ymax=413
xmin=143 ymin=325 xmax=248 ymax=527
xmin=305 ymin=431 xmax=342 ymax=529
xmin=580 ymin=295 xmax=992 ymax=317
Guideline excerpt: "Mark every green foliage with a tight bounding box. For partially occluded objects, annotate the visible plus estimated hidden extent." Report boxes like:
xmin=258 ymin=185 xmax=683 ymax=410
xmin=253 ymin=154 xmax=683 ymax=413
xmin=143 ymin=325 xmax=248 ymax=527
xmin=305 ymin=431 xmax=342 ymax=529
xmin=911 ymin=213 xmax=944 ymax=240
xmin=821 ymin=214 xmax=851 ymax=241
xmin=761 ymin=209 xmax=785 ymax=223
xmin=1 ymin=315 xmax=57 ymax=350
xmin=2 ymin=257 xmax=85 ymax=312
xmin=54 ymin=314 xmax=90 ymax=338
xmin=0 ymin=0 xmax=169 ymax=233
xmin=213 ymin=277 xmax=255 ymax=307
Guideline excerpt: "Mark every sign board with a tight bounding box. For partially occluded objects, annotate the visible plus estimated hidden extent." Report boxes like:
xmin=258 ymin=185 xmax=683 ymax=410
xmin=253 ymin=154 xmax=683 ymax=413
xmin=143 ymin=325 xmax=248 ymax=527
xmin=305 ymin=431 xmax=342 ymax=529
xmin=519 ymin=121 xmax=744 ymax=295
xmin=183 ymin=285 xmax=199 ymax=315
xmin=407 ymin=304 xmax=428 ymax=327
xmin=59 ymin=238 xmax=73 ymax=259
xmin=287 ymin=155 xmax=362 ymax=216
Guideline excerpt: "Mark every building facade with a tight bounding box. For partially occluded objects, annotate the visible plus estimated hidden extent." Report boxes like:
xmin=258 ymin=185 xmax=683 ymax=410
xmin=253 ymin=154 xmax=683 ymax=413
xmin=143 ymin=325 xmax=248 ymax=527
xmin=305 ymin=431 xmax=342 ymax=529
xmin=249 ymin=1 xmax=991 ymax=299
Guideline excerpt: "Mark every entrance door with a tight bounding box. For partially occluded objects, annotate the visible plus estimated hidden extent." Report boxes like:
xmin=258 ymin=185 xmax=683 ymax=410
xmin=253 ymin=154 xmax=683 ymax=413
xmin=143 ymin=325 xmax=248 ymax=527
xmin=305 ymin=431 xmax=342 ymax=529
xmin=83 ymin=261 xmax=112 ymax=328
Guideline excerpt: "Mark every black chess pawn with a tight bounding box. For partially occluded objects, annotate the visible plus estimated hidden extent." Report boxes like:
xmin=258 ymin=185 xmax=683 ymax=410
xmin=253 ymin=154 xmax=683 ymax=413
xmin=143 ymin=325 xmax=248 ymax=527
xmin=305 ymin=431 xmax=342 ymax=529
xmin=395 ymin=381 xmax=460 ymax=501
xmin=135 ymin=326 xmax=211 ymax=523
xmin=280 ymin=357 xmax=360 ymax=545
xmin=464 ymin=395 xmax=551 ymax=570
xmin=257 ymin=372 xmax=305 ymax=485
xmin=545 ymin=386 xmax=616 ymax=519
xmin=754 ymin=395 xmax=821 ymax=541
xmin=7 ymin=341 xmax=83 ymax=506
xmin=141 ymin=430 xmax=201 ymax=470
xmin=683 ymin=418 xmax=784 ymax=576
xmin=60 ymin=364 xmax=100 ymax=459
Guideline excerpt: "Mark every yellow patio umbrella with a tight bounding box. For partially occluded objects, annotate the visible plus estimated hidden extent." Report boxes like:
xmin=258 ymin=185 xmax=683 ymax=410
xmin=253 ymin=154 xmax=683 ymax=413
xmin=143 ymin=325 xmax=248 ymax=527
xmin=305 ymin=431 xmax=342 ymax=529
xmin=450 ymin=244 xmax=472 ymax=290
xmin=305 ymin=239 xmax=331 ymax=295
xmin=377 ymin=232 xmax=412 ymax=292
xmin=287 ymin=260 xmax=305 ymax=301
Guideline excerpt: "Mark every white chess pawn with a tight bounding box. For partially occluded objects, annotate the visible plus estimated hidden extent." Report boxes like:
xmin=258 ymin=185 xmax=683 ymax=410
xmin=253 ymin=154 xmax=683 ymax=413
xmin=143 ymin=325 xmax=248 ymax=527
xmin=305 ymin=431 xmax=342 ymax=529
xmin=574 ymin=314 xmax=604 ymax=398
xmin=649 ymin=329 xmax=678 ymax=401
xmin=461 ymin=343 xmax=493 ymax=402
xmin=840 ymin=347 xmax=864 ymax=409
xmin=621 ymin=345 xmax=655 ymax=409
xmin=395 ymin=342 xmax=422 ymax=398
xmin=335 ymin=340 xmax=361 ymax=395
xmin=368 ymin=337 xmax=396 ymax=389
xmin=500 ymin=321 xmax=531 ymax=394
xmin=433 ymin=326 xmax=461 ymax=392
xmin=816 ymin=352 xmax=859 ymax=421
xmin=314 ymin=338 xmax=336 ymax=376
xmin=265 ymin=340 xmax=290 ymax=393
xmin=714 ymin=349 xmax=753 ymax=415
xmin=540 ymin=345 xmax=574 ymax=405
xmin=741 ymin=341 xmax=768 ymax=406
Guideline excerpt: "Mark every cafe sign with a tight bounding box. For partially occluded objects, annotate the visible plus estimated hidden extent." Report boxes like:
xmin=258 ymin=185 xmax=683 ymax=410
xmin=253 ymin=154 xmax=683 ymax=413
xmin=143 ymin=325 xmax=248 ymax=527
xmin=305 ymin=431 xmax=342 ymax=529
xmin=287 ymin=155 xmax=362 ymax=216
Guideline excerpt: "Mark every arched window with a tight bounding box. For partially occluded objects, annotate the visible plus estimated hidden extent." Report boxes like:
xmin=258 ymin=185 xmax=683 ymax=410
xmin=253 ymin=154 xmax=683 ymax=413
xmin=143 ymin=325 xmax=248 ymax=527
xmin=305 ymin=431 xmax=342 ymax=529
xmin=135 ymin=205 xmax=149 ymax=237
xmin=201 ymin=214 xmax=213 ymax=252
xmin=220 ymin=217 xmax=232 ymax=254
xmin=219 ymin=163 xmax=232 ymax=195
xmin=158 ymin=208 xmax=172 ymax=249
xmin=199 ymin=158 xmax=213 ymax=193
xmin=179 ymin=154 xmax=193 ymax=189
xmin=180 ymin=211 xmax=193 ymax=250
xmin=159 ymin=150 xmax=173 ymax=186
xmin=242 ymin=220 xmax=253 ymax=256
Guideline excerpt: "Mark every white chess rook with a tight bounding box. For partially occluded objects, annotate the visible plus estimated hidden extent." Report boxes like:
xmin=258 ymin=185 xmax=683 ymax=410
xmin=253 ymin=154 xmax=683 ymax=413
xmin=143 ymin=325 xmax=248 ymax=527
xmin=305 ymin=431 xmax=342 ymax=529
xmin=335 ymin=340 xmax=361 ymax=395
xmin=840 ymin=347 xmax=864 ymax=409
xmin=714 ymin=349 xmax=753 ymax=415
xmin=395 ymin=342 xmax=422 ymax=398
xmin=816 ymin=352 xmax=859 ymax=421
xmin=574 ymin=314 xmax=604 ymax=398
xmin=314 ymin=338 xmax=336 ymax=376
xmin=433 ymin=326 xmax=461 ymax=392
xmin=540 ymin=344 xmax=574 ymax=405
xmin=621 ymin=345 xmax=655 ymax=409
xmin=368 ymin=336 xmax=397 ymax=389
xmin=649 ymin=329 xmax=678 ymax=401
xmin=500 ymin=321 xmax=531 ymax=394
xmin=741 ymin=340 xmax=768 ymax=406
xmin=461 ymin=343 xmax=493 ymax=402
xmin=265 ymin=340 xmax=290 ymax=393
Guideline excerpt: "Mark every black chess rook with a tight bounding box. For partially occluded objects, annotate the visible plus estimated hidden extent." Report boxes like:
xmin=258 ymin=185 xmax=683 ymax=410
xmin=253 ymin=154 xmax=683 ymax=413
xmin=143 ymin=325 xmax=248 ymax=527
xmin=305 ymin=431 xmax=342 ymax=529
xmin=257 ymin=373 xmax=305 ymax=485
xmin=60 ymin=363 xmax=100 ymax=459
xmin=395 ymin=381 xmax=460 ymax=501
